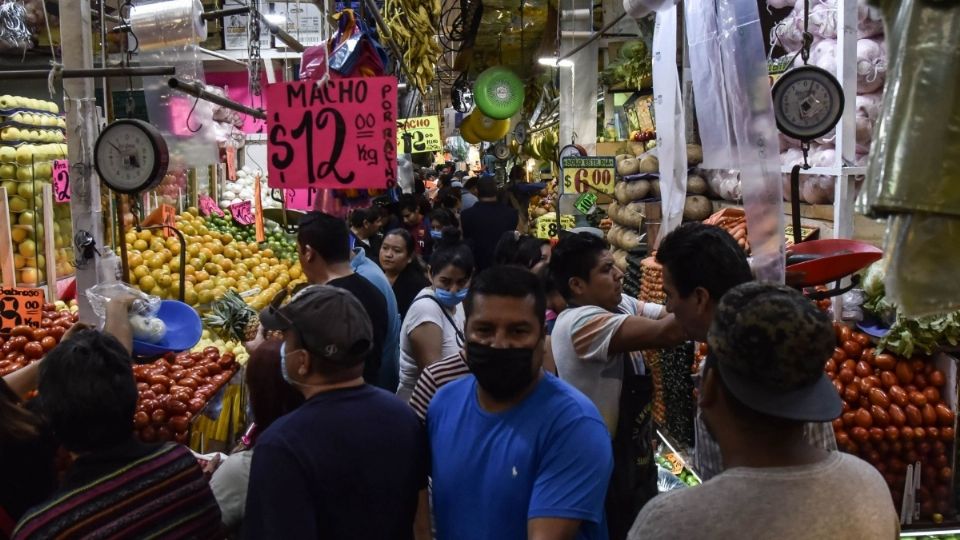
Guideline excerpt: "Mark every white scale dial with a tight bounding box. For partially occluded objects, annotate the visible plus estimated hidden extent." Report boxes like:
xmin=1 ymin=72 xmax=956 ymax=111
xmin=94 ymin=119 xmax=169 ymax=194
xmin=773 ymin=65 xmax=845 ymax=141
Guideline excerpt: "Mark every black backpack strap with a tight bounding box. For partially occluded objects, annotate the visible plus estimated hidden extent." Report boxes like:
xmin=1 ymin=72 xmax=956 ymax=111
xmin=412 ymin=295 xmax=465 ymax=346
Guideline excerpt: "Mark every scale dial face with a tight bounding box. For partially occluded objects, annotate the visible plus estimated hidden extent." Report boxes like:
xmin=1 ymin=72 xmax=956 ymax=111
xmin=94 ymin=119 xmax=169 ymax=194
xmin=493 ymin=143 xmax=511 ymax=160
xmin=772 ymin=65 xmax=845 ymax=141
xmin=559 ymin=144 xmax=586 ymax=160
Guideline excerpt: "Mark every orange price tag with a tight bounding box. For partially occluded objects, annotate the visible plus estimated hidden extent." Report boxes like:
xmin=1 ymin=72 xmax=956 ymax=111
xmin=142 ymin=204 xmax=178 ymax=238
xmin=0 ymin=287 xmax=45 ymax=333
xmin=254 ymin=176 xmax=265 ymax=243
xmin=226 ymin=146 xmax=237 ymax=181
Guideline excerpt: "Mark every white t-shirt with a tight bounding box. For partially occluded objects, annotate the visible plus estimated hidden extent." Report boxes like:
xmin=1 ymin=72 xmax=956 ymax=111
xmin=209 ymin=448 xmax=253 ymax=532
xmin=397 ymin=288 xmax=465 ymax=401
xmin=628 ymin=452 xmax=899 ymax=540
xmin=551 ymin=294 xmax=648 ymax=435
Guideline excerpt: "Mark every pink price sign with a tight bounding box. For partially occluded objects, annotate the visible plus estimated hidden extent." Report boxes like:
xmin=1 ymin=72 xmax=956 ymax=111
xmin=285 ymin=188 xmax=319 ymax=211
xmin=53 ymin=160 xmax=69 ymax=202
xmin=266 ymin=77 xmax=398 ymax=190
xmin=230 ymin=200 xmax=255 ymax=225
xmin=198 ymin=195 xmax=223 ymax=217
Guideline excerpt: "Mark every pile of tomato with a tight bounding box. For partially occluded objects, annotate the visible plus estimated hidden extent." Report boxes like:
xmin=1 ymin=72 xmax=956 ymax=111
xmin=827 ymin=323 xmax=956 ymax=519
xmin=0 ymin=304 xmax=78 ymax=377
xmin=131 ymin=347 xmax=238 ymax=444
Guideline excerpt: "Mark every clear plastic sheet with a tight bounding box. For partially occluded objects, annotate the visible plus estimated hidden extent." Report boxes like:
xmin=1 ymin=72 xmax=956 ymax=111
xmin=685 ymin=0 xmax=785 ymax=282
xmin=866 ymin=0 xmax=960 ymax=317
xmin=652 ymin=5 xmax=687 ymax=245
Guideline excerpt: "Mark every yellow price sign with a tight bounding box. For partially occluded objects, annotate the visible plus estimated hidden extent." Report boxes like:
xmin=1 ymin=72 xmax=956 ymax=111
xmin=561 ymin=156 xmax=616 ymax=195
xmin=397 ymin=116 xmax=443 ymax=154
xmin=535 ymin=214 xmax=576 ymax=239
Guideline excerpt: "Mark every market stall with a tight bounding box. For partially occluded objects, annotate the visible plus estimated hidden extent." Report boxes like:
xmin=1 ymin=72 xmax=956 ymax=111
xmin=0 ymin=0 xmax=958 ymax=536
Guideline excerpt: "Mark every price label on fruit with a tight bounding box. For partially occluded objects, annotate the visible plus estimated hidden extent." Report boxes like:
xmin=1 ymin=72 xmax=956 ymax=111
xmin=397 ymin=116 xmax=442 ymax=154
xmin=0 ymin=287 xmax=44 ymax=333
xmin=52 ymin=159 xmax=69 ymax=202
xmin=230 ymin=200 xmax=255 ymax=225
xmin=267 ymin=77 xmax=398 ymax=190
xmin=561 ymin=156 xmax=616 ymax=195
xmin=198 ymin=195 xmax=223 ymax=217
xmin=535 ymin=214 xmax=576 ymax=240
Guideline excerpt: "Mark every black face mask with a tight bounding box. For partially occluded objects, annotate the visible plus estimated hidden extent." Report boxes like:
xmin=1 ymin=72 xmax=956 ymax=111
xmin=465 ymin=341 xmax=538 ymax=400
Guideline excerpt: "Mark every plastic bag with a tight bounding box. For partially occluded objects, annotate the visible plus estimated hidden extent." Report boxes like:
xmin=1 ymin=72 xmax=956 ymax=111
xmin=867 ymin=0 xmax=960 ymax=317
xmin=657 ymin=466 xmax=688 ymax=492
xmin=86 ymin=282 xmax=161 ymax=323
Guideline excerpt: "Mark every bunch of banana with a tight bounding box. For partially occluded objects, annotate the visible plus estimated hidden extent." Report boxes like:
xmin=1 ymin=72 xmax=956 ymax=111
xmin=383 ymin=0 xmax=442 ymax=94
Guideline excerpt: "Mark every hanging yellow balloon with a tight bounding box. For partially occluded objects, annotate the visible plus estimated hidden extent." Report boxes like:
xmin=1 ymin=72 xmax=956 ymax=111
xmin=472 ymin=114 xmax=511 ymax=142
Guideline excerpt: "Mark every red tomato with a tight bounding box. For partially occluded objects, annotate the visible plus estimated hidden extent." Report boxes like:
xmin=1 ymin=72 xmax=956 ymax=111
xmin=23 ymin=342 xmax=44 ymax=359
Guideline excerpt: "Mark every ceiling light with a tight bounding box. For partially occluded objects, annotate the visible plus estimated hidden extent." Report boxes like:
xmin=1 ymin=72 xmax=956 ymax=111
xmin=538 ymin=56 xmax=574 ymax=68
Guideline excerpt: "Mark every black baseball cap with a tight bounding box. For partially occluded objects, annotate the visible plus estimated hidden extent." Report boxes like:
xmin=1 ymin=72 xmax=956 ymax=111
xmin=706 ymin=282 xmax=841 ymax=422
xmin=260 ymin=285 xmax=372 ymax=365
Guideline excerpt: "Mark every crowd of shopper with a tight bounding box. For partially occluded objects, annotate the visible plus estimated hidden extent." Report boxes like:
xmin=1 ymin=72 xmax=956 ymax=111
xmin=0 ymin=169 xmax=900 ymax=539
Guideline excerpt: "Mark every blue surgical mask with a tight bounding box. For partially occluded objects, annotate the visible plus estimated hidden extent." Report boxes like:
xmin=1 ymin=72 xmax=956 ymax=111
xmin=429 ymin=229 xmax=443 ymax=239
xmin=435 ymin=287 xmax=469 ymax=307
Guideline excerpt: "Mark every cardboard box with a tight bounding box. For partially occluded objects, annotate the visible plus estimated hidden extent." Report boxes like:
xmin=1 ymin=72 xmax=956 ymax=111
xmin=270 ymin=1 xmax=323 ymax=47
xmin=223 ymin=0 xmax=272 ymax=50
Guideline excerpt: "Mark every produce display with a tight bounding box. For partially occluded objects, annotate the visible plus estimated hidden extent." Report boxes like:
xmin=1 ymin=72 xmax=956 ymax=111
xmin=1 ymin=95 xmax=72 ymax=285
xmin=703 ymin=208 xmax=751 ymax=254
xmin=131 ymin=347 xmax=239 ymax=445
xmin=382 ymin=0 xmax=441 ymax=94
xmin=0 ymin=301 xmax=78 ymax=377
xmin=124 ymin=209 xmax=305 ymax=310
xmin=639 ymin=256 xmax=667 ymax=424
xmin=219 ymin=167 xmax=281 ymax=211
xmin=205 ymin=212 xmax=298 ymax=263
xmin=827 ymin=324 xmax=956 ymax=521
xmin=863 ymin=262 xmax=960 ymax=358
xmin=659 ymin=343 xmax=697 ymax=447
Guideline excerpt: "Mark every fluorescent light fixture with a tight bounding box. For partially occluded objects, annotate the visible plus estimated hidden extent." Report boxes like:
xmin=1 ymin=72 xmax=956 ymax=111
xmin=262 ymin=13 xmax=286 ymax=24
xmin=538 ymin=56 xmax=574 ymax=68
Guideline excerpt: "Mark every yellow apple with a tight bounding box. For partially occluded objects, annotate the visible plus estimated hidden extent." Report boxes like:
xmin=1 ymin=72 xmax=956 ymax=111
xmin=35 ymin=162 xmax=52 ymax=178
xmin=16 ymin=144 xmax=35 ymax=164
xmin=0 ymin=95 xmax=15 ymax=109
xmin=0 ymin=146 xmax=15 ymax=162
xmin=16 ymin=164 xmax=34 ymax=181
xmin=0 ymin=164 xmax=15 ymax=178
xmin=1 ymin=126 xmax=21 ymax=141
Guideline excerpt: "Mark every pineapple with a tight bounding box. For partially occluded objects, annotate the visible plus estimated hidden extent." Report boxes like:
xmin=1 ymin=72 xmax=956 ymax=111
xmin=205 ymin=290 xmax=257 ymax=342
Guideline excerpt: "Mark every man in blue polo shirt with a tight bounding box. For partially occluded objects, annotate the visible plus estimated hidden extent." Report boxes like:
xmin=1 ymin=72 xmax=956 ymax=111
xmin=426 ymin=266 xmax=613 ymax=540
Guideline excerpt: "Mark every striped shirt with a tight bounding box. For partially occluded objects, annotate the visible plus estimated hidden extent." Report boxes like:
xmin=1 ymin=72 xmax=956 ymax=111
xmin=13 ymin=440 xmax=223 ymax=540
xmin=409 ymin=356 xmax=471 ymax=421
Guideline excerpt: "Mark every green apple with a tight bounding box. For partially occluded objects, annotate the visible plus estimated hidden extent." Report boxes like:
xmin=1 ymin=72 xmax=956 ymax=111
xmin=1 ymin=126 xmax=20 ymax=141
xmin=0 ymin=164 xmax=15 ymax=178
xmin=0 ymin=146 xmax=15 ymax=163
xmin=16 ymin=164 xmax=34 ymax=181
xmin=1 ymin=179 xmax=16 ymax=194
xmin=15 ymin=145 xmax=34 ymax=165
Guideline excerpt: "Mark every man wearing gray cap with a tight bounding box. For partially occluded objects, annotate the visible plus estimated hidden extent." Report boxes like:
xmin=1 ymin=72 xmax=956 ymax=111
xmin=243 ymin=286 xmax=428 ymax=540
xmin=628 ymin=283 xmax=898 ymax=539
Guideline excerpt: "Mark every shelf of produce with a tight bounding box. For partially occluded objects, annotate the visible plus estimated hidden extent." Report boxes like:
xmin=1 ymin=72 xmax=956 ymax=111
xmin=711 ymin=200 xmax=885 ymax=248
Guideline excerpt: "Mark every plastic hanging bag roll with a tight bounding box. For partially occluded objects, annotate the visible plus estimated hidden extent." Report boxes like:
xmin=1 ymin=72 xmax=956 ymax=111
xmin=86 ymin=282 xmax=161 ymax=322
xmin=685 ymin=0 xmax=786 ymax=282
xmin=865 ymin=0 xmax=960 ymax=317
xmin=135 ymin=0 xmax=218 ymax=169
xmin=128 ymin=0 xmax=207 ymax=51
